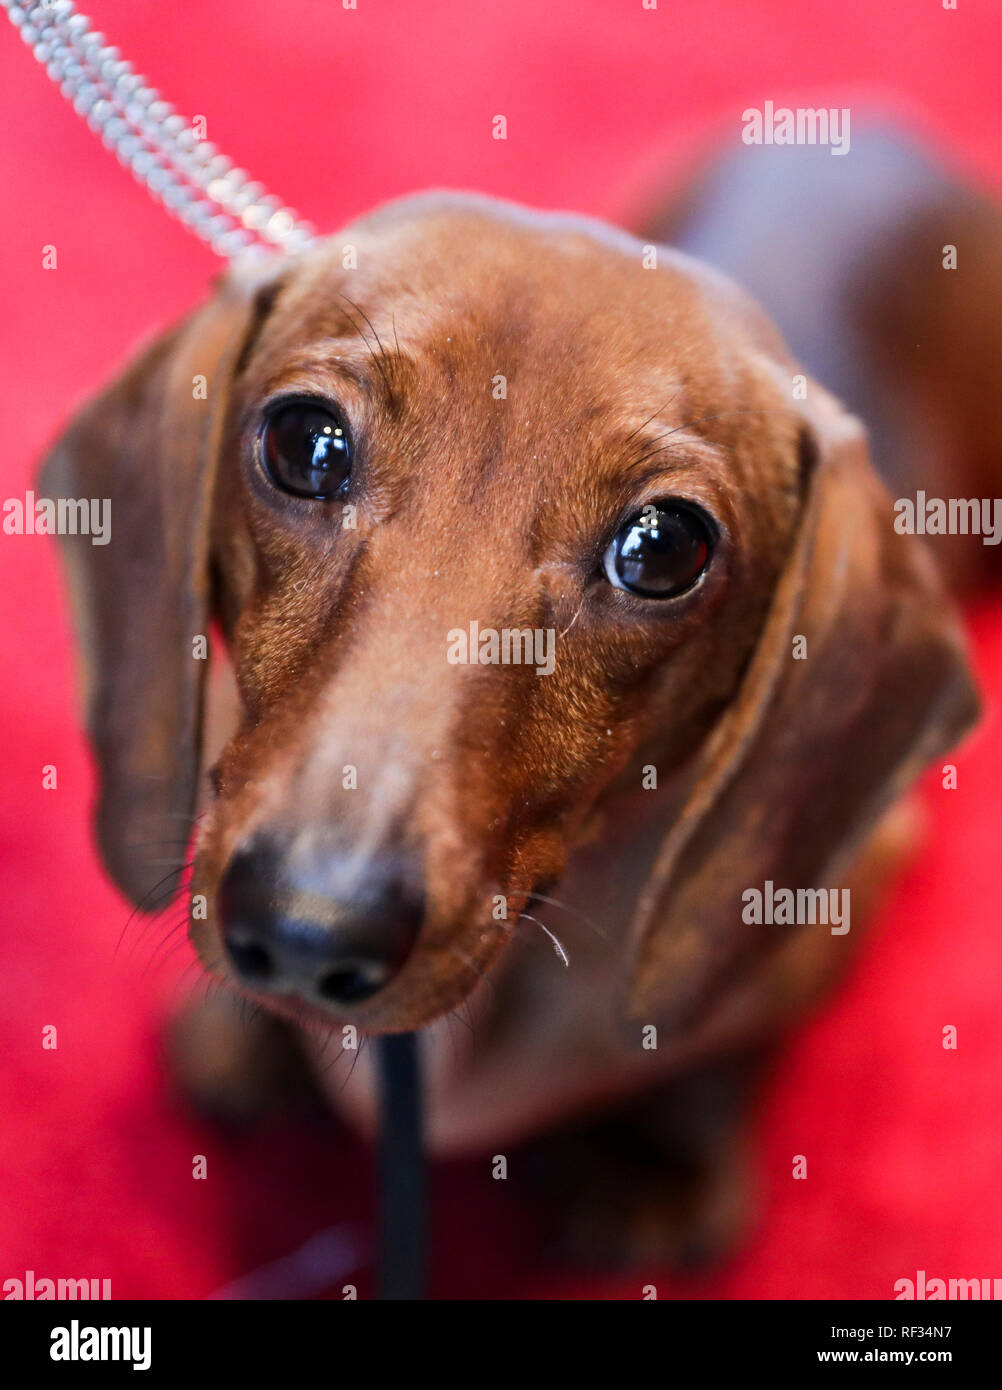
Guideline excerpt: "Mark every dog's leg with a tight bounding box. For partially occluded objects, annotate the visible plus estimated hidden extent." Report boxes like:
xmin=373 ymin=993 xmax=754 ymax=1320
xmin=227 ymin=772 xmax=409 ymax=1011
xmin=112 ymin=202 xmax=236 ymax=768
xmin=166 ymin=990 xmax=326 ymax=1125
xmin=534 ymin=1049 xmax=767 ymax=1271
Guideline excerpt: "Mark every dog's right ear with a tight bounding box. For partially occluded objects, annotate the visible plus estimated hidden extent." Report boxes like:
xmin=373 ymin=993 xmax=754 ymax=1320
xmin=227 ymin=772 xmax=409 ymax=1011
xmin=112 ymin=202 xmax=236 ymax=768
xmin=41 ymin=258 xmax=287 ymax=906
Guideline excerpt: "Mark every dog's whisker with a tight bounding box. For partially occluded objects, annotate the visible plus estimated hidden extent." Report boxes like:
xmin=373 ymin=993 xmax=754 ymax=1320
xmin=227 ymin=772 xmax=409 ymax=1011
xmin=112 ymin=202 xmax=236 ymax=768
xmin=525 ymin=891 xmax=609 ymax=942
xmin=621 ymin=389 xmax=684 ymax=449
xmin=140 ymin=915 xmax=192 ymax=975
xmin=147 ymin=934 xmax=195 ymax=979
xmin=171 ymin=957 xmax=212 ymax=1008
xmin=518 ymin=912 xmax=570 ymax=967
xmin=116 ymin=864 xmax=194 ymax=960
xmin=314 ymin=1035 xmax=356 ymax=1080
xmin=289 ymin=1007 xmax=360 ymax=1081
xmin=557 ymin=591 xmax=585 ymax=640
xmin=336 ymin=1032 xmax=368 ymax=1092
xmin=391 ymin=312 xmax=403 ymax=367
xmin=337 ymin=293 xmax=396 ymax=400
xmin=460 ymin=997 xmax=477 ymax=1035
xmin=128 ymin=905 xmax=184 ymax=960
xmin=629 ymin=405 xmax=803 ymax=473
xmin=121 ymin=865 xmax=195 ymax=960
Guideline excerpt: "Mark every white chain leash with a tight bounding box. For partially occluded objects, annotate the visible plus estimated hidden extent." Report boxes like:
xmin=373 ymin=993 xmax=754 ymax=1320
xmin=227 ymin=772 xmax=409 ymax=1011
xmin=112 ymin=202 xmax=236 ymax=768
xmin=3 ymin=0 xmax=317 ymax=259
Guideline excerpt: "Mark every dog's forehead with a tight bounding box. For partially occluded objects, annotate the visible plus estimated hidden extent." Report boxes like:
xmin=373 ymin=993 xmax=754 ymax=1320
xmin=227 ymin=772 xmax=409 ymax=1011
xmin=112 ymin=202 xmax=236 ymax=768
xmin=242 ymin=195 xmax=797 ymax=519
xmin=270 ymin=194 xmax=763 ymax=384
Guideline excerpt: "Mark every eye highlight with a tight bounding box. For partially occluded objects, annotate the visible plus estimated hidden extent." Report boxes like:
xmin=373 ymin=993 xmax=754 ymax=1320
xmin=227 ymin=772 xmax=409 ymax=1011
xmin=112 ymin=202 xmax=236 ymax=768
xmin=261 ymin=401 xmax=351 ymax=499
xmin=603 ymin=500 xmax=714 ymax=598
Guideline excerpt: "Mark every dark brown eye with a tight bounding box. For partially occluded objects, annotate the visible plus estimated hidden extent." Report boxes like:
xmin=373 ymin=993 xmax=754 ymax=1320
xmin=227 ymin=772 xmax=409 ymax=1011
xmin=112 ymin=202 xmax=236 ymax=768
xmin=261 ymin=401 xmax=351 ymax=499
xmin=603 ymin=501 xmax=714 ymax=598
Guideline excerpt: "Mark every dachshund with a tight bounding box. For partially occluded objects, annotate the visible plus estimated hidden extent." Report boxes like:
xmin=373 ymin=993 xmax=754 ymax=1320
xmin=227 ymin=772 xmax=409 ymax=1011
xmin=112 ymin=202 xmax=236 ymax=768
xmin=43 ymin=128 xmax=997 ymax=1265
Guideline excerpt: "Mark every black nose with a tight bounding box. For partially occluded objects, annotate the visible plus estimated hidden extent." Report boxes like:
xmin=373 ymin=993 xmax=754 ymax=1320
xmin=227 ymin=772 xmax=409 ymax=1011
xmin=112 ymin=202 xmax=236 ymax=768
xmin=218 ymin=841 xmax=423 ymax=1007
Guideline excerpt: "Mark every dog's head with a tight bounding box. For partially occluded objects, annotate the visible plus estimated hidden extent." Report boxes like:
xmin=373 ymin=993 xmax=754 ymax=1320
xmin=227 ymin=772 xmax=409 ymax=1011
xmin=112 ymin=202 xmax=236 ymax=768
xmin=44 ymin=194 xmax=978 ymax=1035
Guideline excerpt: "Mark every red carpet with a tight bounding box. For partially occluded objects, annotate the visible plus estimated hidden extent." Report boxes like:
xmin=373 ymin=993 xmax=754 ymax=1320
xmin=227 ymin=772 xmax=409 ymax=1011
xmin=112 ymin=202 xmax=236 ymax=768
xmin=1 ymin=0 xmax=1000 ymax=1299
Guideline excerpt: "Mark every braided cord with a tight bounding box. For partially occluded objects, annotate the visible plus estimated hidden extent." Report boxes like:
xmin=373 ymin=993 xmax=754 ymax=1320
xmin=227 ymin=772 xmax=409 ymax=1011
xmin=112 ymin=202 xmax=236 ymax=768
xmin=3 ymin=0 xmax=317 ymax=259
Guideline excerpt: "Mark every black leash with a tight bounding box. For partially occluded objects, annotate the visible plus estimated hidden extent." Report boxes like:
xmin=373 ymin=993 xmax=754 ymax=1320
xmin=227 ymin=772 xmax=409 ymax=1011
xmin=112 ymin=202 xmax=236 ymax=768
xmin=375 ymin=1032 xmax=427 ymax=1299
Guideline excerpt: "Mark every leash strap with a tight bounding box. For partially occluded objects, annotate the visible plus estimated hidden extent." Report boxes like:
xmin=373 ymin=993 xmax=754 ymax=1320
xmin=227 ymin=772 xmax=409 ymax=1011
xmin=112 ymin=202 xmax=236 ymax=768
xmin=376 ymin=1033 xmax=427 ymax=1299
xmin=3 ymin=0 xmax=316 ymax=258
xmin=5 ymin=0 xmax=428 ymax=1299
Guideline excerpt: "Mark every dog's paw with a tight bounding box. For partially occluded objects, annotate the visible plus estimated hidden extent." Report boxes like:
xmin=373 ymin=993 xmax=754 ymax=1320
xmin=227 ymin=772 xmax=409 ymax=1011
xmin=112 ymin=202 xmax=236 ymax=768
xmin=531 ymin=1065 xmax=760 ymax=1273
xmin=554 ymin=1146 xmax=752 ymax=1272
xmin=164 ymin=989 xmax=326 ymax=1127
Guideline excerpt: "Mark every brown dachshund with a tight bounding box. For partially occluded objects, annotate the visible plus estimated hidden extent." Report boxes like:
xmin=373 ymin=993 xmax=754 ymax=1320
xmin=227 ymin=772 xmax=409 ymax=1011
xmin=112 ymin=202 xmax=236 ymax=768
xmin=43 ymin=129 xmax=996 ymax=1263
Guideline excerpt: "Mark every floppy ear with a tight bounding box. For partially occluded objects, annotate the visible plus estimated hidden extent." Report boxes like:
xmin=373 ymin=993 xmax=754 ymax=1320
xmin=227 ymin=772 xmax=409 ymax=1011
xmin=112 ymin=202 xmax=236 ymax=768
xmin=623 ymin=388 xmax=980 ymax=1031
xmin=41 ymin=259 xmax=285 ymax=906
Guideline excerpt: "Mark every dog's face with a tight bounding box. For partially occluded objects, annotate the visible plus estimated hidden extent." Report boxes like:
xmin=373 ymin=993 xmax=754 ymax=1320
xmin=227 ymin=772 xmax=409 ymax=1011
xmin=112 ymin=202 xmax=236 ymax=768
xmin=44 ymin=195 xmax=977 ymax=1036
xmin=196 ymin=197 xmax=807 ymax=1030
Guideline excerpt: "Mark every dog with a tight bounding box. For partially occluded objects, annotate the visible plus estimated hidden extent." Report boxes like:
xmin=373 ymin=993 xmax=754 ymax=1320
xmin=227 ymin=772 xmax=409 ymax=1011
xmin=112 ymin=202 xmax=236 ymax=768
xmin=43 ymin=128 xmax=996 ymax=1264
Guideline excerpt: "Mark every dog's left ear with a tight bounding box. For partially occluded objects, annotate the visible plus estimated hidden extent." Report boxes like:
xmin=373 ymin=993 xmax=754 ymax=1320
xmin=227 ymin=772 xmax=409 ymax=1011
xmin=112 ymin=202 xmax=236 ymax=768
xmin=41 ymin=257 xmax=286 ymax=905
xmin=622 ymin=386 xmax=980 ymax=1032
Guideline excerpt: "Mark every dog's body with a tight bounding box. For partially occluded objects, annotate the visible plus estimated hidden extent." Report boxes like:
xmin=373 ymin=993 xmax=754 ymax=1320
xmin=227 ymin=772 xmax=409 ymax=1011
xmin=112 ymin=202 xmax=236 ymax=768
xmin=46 ymin=129 xmax=997 ymax=1262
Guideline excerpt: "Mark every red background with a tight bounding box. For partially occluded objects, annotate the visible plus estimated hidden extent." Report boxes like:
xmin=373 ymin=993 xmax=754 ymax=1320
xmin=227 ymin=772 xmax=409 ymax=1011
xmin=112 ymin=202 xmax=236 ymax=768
xmin=1 ymin=0 xmax=1000 ymax=1300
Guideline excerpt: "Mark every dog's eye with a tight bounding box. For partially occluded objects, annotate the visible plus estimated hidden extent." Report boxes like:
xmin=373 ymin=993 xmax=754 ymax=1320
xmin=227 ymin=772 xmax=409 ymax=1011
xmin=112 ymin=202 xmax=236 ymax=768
xmin=603 ymin=501 xmax=713 ymax=598
xmin=261 ymin=402 xmax=351 ymax=499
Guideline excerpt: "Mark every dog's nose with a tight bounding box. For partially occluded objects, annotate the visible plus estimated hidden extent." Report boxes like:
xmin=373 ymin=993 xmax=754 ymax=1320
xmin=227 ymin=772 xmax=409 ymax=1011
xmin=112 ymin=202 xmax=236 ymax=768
xmin=217 ymin=843 xmax=423 ymax=1007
